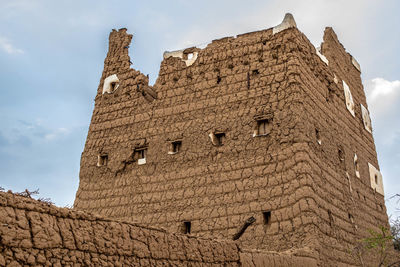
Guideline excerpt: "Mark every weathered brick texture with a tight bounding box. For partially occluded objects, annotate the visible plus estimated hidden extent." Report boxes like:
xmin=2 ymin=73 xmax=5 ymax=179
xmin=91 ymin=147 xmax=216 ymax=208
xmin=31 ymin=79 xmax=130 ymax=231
xmin=73 ymin=16 xmax=390 ymax=266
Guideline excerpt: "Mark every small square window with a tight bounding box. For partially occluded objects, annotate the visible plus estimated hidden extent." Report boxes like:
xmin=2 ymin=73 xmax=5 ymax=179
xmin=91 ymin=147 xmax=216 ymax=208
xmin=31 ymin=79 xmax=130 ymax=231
xmin=169 ymin=141 xmax=182 ymax=154
xmin=215 ymin=133 xmax=225 ymax=146
xmin=183 ymin=221 xmax=191 ymax=234
xmin=134 ymin=148 xmax=147 ymax=165
xmin=97 ymin=154 xmax=108 ymax=166
xmin=254 ymin=119 xmax=272 ymax=137
xmin=262 ymin=211 xmax=271 ymax=225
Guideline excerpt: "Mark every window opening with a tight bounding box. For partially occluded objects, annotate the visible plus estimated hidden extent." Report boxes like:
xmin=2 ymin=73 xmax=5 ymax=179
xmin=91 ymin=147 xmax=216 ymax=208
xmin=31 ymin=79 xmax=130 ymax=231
xmin=97 ymin=154 xmax=108 ymax=167
xmin=348 ymin=213 xmax=354 ymax=223
xmin=134 ymin=148 xmax=147 ymax=165
xmin=315 ymin=128 xmax=321 ymax=145
xmin=338 ymin=148 xmax=345 ymax=162
xmin=111 ymin=82 xmax=117 ymax=91
xmin=354 ymin=154 xmax=360 ymax=178
xmin=262 ymin=211 xmax=271 ymax=225
xmin=254 ymin=119 xmax=272 ymax=137
xmin=215 ymin=133 xmax=225 ymax=146
xmin=169 ymin=141 xmax=182 ymax=154
xmin=183 ymin=221 xmax=191 ymax=234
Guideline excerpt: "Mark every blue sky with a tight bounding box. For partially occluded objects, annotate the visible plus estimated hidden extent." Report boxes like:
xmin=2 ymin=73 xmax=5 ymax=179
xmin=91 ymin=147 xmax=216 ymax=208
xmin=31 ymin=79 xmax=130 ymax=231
xmin=0 ymin=0 xmax=399 ymax=218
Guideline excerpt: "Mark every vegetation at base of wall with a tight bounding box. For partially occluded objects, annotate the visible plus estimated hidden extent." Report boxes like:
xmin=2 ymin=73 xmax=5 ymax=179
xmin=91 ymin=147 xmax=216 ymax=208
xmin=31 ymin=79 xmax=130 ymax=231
xmin=389 ymin=193 xmax=400 ymax=251
xmin=350 ymin=226 xmax=400 ymax=267
xmin=391 ymin=218 xmax=400 ymax=251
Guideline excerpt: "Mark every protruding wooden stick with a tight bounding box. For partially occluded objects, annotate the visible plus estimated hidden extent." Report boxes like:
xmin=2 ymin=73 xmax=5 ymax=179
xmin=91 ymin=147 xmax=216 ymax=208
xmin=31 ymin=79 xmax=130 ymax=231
xmin=232 ymin=216 xmax=256 ymax=240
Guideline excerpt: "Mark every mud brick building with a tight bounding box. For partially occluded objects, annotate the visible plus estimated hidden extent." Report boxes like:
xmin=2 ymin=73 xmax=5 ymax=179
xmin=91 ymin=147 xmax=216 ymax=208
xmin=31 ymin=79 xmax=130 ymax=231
xmin=73 ymin=14 xmax=389 ymax=265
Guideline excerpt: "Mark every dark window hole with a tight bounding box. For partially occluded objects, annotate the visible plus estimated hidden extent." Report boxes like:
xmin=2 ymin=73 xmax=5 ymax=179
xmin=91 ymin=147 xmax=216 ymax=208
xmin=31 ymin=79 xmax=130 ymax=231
xmin=255 ymin=119 xmax=272 ymax=136
xmin=215 ymin=133 xmax=225 ymax=146
xmin=183 ymin=221 xmax=191 ymax=234
xmin=262 ymin=211 xmax=271 ymax=225
xmin=170 ymin=141 xmax=182 ymax=154
xmin=98 ymin=154 xmax=108 ymax=166
xmin=111 ymin=82 xmax=117 ymax=90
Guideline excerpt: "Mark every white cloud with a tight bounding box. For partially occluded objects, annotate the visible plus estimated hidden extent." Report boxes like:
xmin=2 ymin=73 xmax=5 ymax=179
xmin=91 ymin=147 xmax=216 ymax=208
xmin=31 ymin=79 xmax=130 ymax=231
xmin=365 ymin=78 xmax=400 ymax=148
xmin=365 ymin=78 xmax=400 ymax=120
xmin=167 ymin=0 xmax=380 ymax=53
xmin=361 ymin=78 xmax=400 ymax=218
xmin=44 ymin=127 xmax=69 ymax=141
xmin=3 ymin=0 xmax=38 ymax=10
xmin=0 ymin=37 xmax=24 ymax=54
xmin=366 ymin=78 xmax=400 ymax=102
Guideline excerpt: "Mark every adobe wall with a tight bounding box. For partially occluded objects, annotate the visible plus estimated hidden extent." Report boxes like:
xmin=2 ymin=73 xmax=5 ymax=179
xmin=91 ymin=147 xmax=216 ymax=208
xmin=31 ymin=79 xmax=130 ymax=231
xmin=74 ymin=23 xmax=320 ymax=253
xmin=73 ymin=16 xmax=391 ymax=266
xmin=0 ymin=192 xmax=317 ymax=266
xmin=292 ymin=27 xmax=389 ymax=265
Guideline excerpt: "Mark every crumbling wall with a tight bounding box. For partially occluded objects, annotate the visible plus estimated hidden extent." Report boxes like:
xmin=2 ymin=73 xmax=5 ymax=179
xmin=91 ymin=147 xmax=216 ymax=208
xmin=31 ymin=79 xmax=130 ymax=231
xmin=0 ymin=192 xmax=317 ymax=266
xmin=75 ymin=23 xmax=320 ymax=254
xmin=73 ymin=16 xmax=390 ymax=266
xmin=292 ymin=27 xmax=389 ymax=265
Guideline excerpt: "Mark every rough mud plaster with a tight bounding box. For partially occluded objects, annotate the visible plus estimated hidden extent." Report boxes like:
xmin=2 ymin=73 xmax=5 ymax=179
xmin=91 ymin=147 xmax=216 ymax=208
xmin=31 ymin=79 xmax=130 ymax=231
xmin=298 ymin=26 xmax=390 ymax=265
xmin=73 ymin=19 xmax=391 ymax=266
xmin=0 ymin=192 xmax=318 ymax=266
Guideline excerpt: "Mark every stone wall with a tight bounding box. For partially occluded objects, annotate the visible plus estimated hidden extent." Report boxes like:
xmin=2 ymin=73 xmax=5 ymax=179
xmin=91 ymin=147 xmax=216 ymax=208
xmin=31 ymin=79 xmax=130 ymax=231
xmin=0 ymin=192 xmax=317 ymax=266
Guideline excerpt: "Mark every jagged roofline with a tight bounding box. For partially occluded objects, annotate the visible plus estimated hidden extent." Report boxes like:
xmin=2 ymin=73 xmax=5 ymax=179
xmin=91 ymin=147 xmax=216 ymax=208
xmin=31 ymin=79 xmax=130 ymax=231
xmin=162 ymin=13 xmax=297 ymax=66
xmin=98 ymin=13 xmax=301 ymax=96
xmin=108 ymin=13 xmax=361 ymax=79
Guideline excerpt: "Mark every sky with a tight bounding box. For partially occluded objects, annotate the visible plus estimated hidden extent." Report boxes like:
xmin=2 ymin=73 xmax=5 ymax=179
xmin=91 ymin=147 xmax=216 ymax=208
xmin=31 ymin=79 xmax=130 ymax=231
xmin=0 ymin=0 xmax=399 ymax=219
